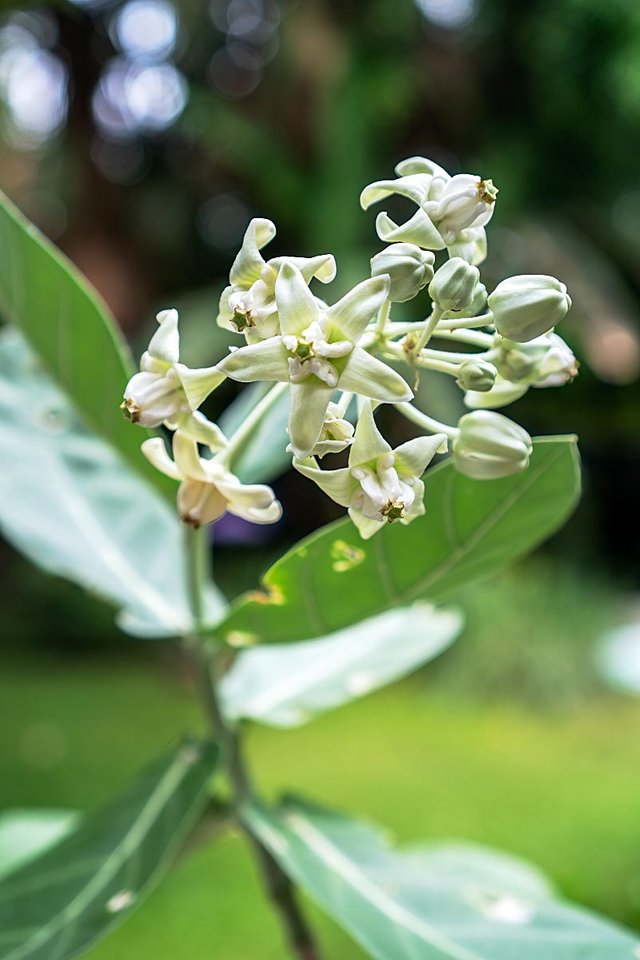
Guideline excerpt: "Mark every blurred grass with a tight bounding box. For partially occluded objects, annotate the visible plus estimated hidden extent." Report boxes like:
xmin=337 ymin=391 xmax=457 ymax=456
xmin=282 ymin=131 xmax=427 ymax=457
xmin=1 ymin=556 xmax=640 ymax=958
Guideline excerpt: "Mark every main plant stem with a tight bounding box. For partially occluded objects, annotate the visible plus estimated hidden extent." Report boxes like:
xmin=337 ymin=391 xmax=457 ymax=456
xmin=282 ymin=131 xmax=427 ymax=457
xmin=185 ymin=527 xmax=321 ymax=960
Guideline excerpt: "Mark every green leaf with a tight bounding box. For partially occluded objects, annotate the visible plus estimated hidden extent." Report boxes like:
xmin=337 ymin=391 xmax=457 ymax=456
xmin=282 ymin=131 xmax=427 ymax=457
xmin=0 ymin=812 xmax=77 ymax=882
xmin=221 ymin=603 xmax=462 ymax=727
xmin=246 ymin=798 xmax=640 ymax=960
xmin=0 ymin=741 xmax=218 ymax=960
xmin=0 ymin=329 xmax=226 ymax=637
xmin=218 ymin=382 xmax=291 ymax=485
xmin=217 ymin=437 xmax=581 ymax=645
xmin=0 ymin=190 xmax=166 ymax=495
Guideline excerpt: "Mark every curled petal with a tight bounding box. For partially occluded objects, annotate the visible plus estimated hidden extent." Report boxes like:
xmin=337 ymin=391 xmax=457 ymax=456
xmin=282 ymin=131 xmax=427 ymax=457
xmin=360 ymin=174 xmax=433 ymax=210
xmin=393 ymin=433 xmax=448 ymax=478
xmin=230 ymin=218 xmax=277 ymax=287
xmin=270 ymin=253 xmax=337 ymax=285
xmin=288 ymin=381 xmax=334 ymax=460
xmin=293 ymin=458 xmax=355 ymax=508
xmin=217 ymin=338 xmax=290 ymax=383
xmin=328 ymin=275 xmax=389 ymax=343
xmin=464 ymin=379 xmax=529 ymax=410
xmin=338 ymin=347 xmax=413 ymax=403
xmin=148 ymin=309 xmax=180 ymax=365
xmin=172 ymin=433 xmax=208 ymax=481
xmin=174 ymin=363 xmax=225 ymax=410
xmin=349 ymin=402 xmax=391 ymax=467
xmin=347 ymin=506 xmax=383 ymax=540
xmin=175 ymin=411 xmax=228 ymax=450
xmin=376 ymin=209 xmax=446 ymax=250
xmin=141 ymin=437 xmax=181 ymax=481
xmin=395 ymin=156 xmax=451 ymax=179
xmin=275 ymin=262 xmax=321 ymax=337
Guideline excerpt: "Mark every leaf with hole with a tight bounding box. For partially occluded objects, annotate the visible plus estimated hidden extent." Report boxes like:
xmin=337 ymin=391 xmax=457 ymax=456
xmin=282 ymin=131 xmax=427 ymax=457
xmin=217 ymin=437 xmax=581 ymax=644
xmin=246 ymin=797 xmax=640 ymax=960
xmin=0 ymin=741 xmax=218 ymax=960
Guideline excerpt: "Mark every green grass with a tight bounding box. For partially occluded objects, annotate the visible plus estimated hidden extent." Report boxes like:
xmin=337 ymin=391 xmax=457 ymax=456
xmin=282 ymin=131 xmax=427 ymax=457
xmin=2 ymin=630 xmax=640 ymax=959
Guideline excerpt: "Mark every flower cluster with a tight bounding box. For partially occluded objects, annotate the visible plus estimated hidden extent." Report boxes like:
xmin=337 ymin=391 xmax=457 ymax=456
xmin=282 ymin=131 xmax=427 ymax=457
xmin=122 ymin=157 xmax=576 ymax=539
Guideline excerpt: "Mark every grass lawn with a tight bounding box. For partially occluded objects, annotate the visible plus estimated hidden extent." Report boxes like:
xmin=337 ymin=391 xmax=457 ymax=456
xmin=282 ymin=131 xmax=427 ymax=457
xmin=2 ymin=619 xmax=640 ymax=959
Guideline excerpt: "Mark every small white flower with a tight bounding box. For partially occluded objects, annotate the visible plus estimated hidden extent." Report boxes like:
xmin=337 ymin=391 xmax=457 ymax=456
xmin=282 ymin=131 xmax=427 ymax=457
xmin=294 ymin=402 xmax=447 ymax=539
xmin=360 ymin=157 xmax=495 ymax=265
xmin=217 ymin=264 xmax=413 ymax=459
xmin=309 ymin=402 xmax=354 ymax=458
xmin=217 ymin=218 xmax=336 ymax=342
xmin=122 ymin=309 xmax=225 ymax=444
xmin=142 ymin=433 xmax=282 ymax=528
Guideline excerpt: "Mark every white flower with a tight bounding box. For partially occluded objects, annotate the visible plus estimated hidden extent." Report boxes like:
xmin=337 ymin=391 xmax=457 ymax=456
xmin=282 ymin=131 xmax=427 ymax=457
xmin=217 ymin=218 xmax=336 ymax=342
xmin=294 ymin=402 xmax=447 ymax=539
xmin=453 ymin=410 xmax=532 ymax=479
xmin=360 ymin=157 xmax=496 ymax=265
xmin=122 ymin=309 xmax=225 ymax=445
xmin=141 ymin=433 xmax=282 ymax=528
xmin=309 ymin=402 xmax=354 ymax=458
xmin=217 ymin=263 xmax=413 ymax=459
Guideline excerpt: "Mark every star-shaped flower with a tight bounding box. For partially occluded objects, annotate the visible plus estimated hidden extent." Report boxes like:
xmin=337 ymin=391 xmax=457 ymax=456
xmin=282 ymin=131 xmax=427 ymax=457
xmin=142 ymin=432 xmax=282 ymax=528
xmin=216 ymin=218 xmax=336 ymax=342
xmin=122 ymin=308 xmax=225 ymax=446
xmin=360 ymin=157 xmax=496 ymax=266
xmin=217 ymin=264 xmax=413 ymax=459
xmin=294 ymin=402 xmax=447 ymax=539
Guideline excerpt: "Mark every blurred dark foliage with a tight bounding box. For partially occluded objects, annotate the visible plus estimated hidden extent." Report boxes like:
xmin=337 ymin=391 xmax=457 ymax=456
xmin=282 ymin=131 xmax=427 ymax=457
xmin=0 ymin=0 xmax=638 ymax=583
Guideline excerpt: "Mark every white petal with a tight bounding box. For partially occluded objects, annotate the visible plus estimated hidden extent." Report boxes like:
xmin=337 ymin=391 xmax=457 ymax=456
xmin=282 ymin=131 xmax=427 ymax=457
xmin=395 ymin=156 xmax=451 ymax=179
xmin=269 ymin=253 xmax=337 ymax=284
xmin=293 ymin=459 xmax=355 ymax=508
xmin=376 ymin=209 xmax=446 ymax=250
xmin=338 ymin=347 xmax=413 ymax=403
xmin=349 ymin=402 xmax=390 ymax=467
xmin=393 ymin=433 xmax=448 ymax=478
xmin=360 ymin=174 xmax=432 ymax=210
xmin=174 ymin=363 xmax=225 ymax=410
xmin=217 ymin=338 xmax=290 ymax=383
xmin=148 ymin=309 xmax=180 ymax=364
xmin=141 ymin=437 xmax=181 ymax=480
xmin=172 ymin=432 xmax=208 ymax=481
xmin=175 ymin=411 xmax=228 ymax=450
xmin=348 ymin=506 xmax=383 ymax=540
xmin=178 ymin=479 xmax=227 ymax=527
xmin=328 ymin=276 xmax=389 ymax=343
xmin=229 ymin=218 xmax=276 ymax=287
xmin=288 ymin=382 xmax=333 ymax=459
xmin=275 ymin=262 xmax=321 ymax=337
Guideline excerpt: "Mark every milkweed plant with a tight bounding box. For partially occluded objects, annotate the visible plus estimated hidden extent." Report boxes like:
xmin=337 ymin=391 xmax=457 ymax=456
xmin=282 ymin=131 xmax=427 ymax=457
xmin=0 ymin=157 xmax=636 ymax=960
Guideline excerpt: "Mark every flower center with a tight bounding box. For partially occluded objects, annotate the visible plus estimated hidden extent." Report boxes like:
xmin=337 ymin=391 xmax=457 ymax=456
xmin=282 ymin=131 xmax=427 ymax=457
xmin=477 ymin=178 xmax=498 ymax=205
xmin=231 ymin=300 xmax=255 ymax=332
xmin=381 ymin=499 xmax=406 ymax=522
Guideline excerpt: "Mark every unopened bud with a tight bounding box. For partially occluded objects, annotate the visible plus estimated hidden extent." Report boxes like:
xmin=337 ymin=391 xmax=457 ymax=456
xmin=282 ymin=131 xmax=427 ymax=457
xmin=371 ymin=243 xmax=435 ymax=303
xmin=488 ymin=275 xmax=572 ymax=343
xmin=495 ymin=333 xmax=578 ymax=386
xmin=456 ymin=359 xmax=497 ymax=392
xmin=433 ymin=174 xmax=498 ymax=244
xmin=429 ymin=257 xmax=480 ymax=313
xmin=453 ymin=410 xmax=532 ymax=479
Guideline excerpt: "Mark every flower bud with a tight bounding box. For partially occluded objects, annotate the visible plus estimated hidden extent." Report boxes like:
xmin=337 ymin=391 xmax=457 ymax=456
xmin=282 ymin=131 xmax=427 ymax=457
xmin=429 ymin=257 xmax=480 ymax=312
xmin=495 ymin=333 xmax=578 ymax=386
xmin=370 ymin=243 xmax=435 ymax=302
xmin=452 ymin=410 xmax=532 ymax=480
xmin=456 ymin=359 xmax=497 ymax=392
xmin=488 ymin=275 xmax=572 ymax=343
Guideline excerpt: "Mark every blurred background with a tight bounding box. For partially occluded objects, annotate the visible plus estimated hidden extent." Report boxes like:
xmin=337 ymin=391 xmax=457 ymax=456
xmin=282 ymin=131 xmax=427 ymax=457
xmin=1 ymin=0 xmax=640 ymax=957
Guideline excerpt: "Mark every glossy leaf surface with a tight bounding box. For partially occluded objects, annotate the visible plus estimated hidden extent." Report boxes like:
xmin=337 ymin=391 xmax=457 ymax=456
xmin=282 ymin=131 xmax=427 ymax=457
xmin=221 ymin=603 xmax=462 ymax=727
xmin=218 ymin=437 xmax=581 ymax=644
xmin=0 ymin=741 xmax=218 ymax=960
xmin=247 ymin=798 xmax=640 ymax=960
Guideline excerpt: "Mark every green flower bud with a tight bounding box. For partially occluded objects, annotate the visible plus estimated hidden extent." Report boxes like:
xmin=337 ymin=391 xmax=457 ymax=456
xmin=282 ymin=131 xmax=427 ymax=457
xmin=488 ymin=275 xmax=572 ymax=343
xmin=495 ymin=333 xmax=578 ymax=386
xmin=429 ymin=257 xmax=480 ymax=312
xmin=371 ymin=243 xmax=435 ymax=303
xmin=456 ymin=359 xmax=498 ymax=392
xmin=453 ymin=410 xmax=532 ymax=479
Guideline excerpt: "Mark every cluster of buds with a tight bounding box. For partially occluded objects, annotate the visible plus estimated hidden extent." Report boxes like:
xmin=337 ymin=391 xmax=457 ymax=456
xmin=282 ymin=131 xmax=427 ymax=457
xmin=122 ymin=156 xmax=576 ymax=539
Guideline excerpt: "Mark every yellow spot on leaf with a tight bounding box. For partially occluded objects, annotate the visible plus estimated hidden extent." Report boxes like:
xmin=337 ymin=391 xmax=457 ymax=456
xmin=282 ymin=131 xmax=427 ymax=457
xmin=331 ymin=540 xmax=366 ymax=573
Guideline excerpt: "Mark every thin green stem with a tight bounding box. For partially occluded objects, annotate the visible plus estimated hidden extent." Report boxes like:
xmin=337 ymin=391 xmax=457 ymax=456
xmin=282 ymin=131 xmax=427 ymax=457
xmin=184 ymin=526 xmax=321 ymax=960
xmin=396 ymin=402 xmax=459 ymax=439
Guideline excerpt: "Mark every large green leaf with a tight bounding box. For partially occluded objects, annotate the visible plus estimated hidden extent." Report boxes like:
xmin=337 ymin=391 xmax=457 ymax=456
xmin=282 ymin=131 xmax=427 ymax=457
xmin=217 ymin=437 xmax=581 ymax=645
xmin=0 ymin=741 xmax=218 ymax=960
xmin=221 ymin=603 xmax=462 ymax=727
xmin=0 ymin=812 xmax=77 ymax=882
xmin=246 ymin=798 xmax=640 ymax=960
xmin=0 ymin=190 xmax=165 ymax=495
xmin=0 ymin=330 xmax=226 ymax=637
